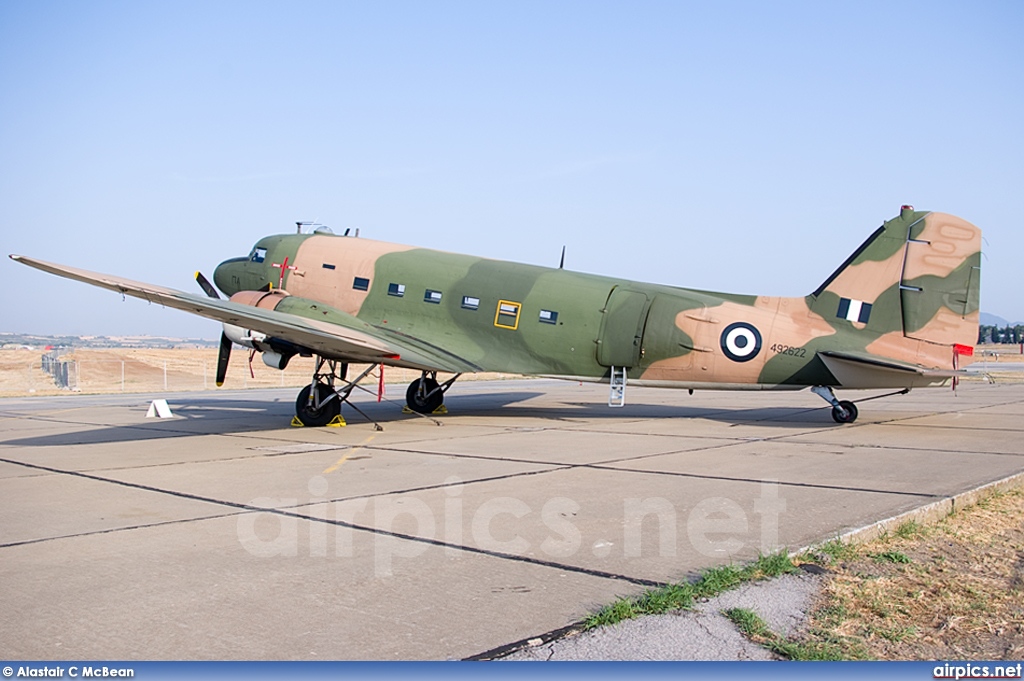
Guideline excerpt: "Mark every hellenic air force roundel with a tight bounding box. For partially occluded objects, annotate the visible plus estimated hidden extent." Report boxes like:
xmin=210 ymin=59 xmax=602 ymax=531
xmin=720 ymin=322 xmax=762 ymax=362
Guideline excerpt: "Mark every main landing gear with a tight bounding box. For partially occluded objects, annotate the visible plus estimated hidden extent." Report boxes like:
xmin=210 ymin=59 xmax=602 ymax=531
xmin=810 ymin=386 xmax=912 ymax=424
xmin=295 ymin=358 xmax=381 ymax=428
xmin=811 ymin=386 xmax=859 ymax=424
xmin=293 ymin=359 xmax=460 ymax=427
xmin=405 ymin=371 xmax=460 ymax=414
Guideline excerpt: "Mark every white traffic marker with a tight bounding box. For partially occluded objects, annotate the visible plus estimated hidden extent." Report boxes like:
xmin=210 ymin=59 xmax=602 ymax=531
xmin=146 ymin=399 xmax=174 ymax=419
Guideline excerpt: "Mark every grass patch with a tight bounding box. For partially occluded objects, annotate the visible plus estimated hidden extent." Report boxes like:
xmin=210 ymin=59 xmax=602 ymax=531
xmin=873 ymin=624 xmax=917 ymax=643
xmin=809 ymin=538 xmax=859 ymax=565
xmin=584 ymin=551 xmax=797 ymax=630
xmin=871 ymin=550 xmax=911 ymax=564
xmin=724 ymin=607 xmax=768 ymax=636
xmin=893 ymin=520 xmax=925 ymax=540
xmin=723 ymin=608 xmax=847 ymax=660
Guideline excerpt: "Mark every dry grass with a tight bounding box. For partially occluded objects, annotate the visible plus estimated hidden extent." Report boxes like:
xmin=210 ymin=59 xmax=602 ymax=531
xmin=800 ymin=489 xmax=1024 ymax=659
xmin=976 ymin=346 xmax=1024 ymax=361
xmin=966 ymin=345 xmax=1024 ymax=384
xmin=0 ymin=348 xmax=520 ymax=397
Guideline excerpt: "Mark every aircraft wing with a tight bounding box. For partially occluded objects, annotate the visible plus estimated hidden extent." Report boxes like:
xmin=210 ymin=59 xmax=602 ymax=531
xmin=817 ymin=350 xmax=963 ymax=388
xmin=10 ymin=255 xmax=481 ymax=374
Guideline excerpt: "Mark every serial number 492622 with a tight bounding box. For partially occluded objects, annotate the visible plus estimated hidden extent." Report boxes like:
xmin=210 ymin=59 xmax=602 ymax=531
xmin=770 ymin=343 xmax=806 ymax=358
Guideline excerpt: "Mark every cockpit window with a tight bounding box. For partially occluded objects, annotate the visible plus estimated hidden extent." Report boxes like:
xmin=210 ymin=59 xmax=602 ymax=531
xmin=250 ymin=247 xmax=267 ymax=263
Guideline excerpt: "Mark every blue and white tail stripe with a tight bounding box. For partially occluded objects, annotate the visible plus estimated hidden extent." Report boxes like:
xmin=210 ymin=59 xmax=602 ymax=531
xmin=837 ymin=297 xmax=872 ymax=324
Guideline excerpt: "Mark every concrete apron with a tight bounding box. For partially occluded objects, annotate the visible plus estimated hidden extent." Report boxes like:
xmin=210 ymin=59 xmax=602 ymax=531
xmin=0 ymin=380 xmax=1021 ymax=659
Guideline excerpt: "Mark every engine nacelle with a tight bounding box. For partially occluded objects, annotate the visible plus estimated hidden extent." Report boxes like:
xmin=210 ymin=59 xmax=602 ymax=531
xmin=223 ymin=322 xmax=267 ymax=350
xmin=224 ymin=290 xmax=297 ymax=369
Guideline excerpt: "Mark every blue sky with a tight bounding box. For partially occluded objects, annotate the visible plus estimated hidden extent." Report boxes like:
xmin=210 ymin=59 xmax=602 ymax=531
xmin=2 ymin=1 xmax=1022 ymax=337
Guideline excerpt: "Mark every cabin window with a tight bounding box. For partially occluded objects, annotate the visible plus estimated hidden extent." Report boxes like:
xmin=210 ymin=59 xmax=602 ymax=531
xmin=388 ymin=283 xmax=405 ymax=297
xmin=424 ymin=289 xmax=443 ymax=304
xmin=322 ymin=263 xmax=336 ymax=270
xmin=494 ymin=300 xmax=521 ymax=330
xmin=353 ymin=276 xmax=370 ymax=291
xmin=250 ymin=247 xmax=267 ymax=263
xmin=461 ymin=296 xmax=480 ymax=310
xmin=539 ymin=309 xmax=558 ymax=324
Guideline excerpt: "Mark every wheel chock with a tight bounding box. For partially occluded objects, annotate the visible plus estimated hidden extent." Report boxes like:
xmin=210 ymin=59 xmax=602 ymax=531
xmin=327 ymin=414 xmax=347 ymax=428
xmin=290 ymin=416 xmax=306 ymax=427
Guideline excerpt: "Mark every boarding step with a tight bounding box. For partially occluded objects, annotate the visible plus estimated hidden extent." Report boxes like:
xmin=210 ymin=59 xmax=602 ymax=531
xmin=608 ymin=366 xmax=627 ymax=407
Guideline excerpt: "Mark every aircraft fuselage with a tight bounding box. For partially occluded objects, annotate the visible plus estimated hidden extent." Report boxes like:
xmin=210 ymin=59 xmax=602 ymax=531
xmin=212 ymin=217 xmax=972 ymax=391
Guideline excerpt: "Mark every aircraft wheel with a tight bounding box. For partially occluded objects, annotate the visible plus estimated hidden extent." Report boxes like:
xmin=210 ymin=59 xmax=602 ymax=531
xmin=296 ymin=382 xmax=341 ymax=427
xmin=406 ymin=377 xmax=443 ymax=414
xmin=831 ymin=400 xmax=858 ymax=424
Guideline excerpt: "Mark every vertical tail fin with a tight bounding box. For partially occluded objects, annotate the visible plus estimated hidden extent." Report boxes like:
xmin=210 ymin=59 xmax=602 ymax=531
xmin=810 ymin=206 xmax=981 ymax=350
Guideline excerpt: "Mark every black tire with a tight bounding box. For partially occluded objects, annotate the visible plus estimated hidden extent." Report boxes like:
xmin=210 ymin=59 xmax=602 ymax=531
xmin=406 ymin=377 xmax=443 ymax=414
xmin=295 ymin=382 xmax=341 ymax=427
xmin=831 ymin=400 xmax=858 ymax=424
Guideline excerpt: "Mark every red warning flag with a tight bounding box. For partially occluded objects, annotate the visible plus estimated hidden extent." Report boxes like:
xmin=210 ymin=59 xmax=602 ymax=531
xmin=954 ymin=344 xmax=974 ymax=356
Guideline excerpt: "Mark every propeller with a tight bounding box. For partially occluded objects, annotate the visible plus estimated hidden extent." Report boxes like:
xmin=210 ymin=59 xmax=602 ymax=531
xmin=195 ymin=271 xmax=220 ymax=300
xmin=195 ymin=271 xmax=233 ymax=387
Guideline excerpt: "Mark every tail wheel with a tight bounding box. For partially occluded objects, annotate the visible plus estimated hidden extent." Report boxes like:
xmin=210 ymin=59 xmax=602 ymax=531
xmin=296 ymin=382 xmax=340 ymax=427
xmin=406 ymin=376 xmax=443 ymax=414
xmin=831 ymin=400 xmax=858 ymax=424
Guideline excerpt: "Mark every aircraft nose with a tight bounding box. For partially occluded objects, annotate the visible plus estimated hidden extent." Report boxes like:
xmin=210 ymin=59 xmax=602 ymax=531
xmin=213 ymin=256 xmax=249 ymax=296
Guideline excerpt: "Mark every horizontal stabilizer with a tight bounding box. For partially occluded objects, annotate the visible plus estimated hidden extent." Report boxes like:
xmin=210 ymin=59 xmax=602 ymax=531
xmin=818 ymin=350 xmax=962 ymax=389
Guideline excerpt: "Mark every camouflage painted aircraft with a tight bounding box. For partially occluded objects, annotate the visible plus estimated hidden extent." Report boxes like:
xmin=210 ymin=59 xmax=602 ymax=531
xmin=11 ymin=206 xmax=980 ymax=426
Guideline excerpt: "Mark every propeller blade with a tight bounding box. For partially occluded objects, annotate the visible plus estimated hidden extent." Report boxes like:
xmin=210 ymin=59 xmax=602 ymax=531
xmin=195 ymin=271 xmax=221 ymax=299
xmin=215 ymin=332 xmax=232 ymax=386
xmin=559 ymin=246 xmax=566 ymax=270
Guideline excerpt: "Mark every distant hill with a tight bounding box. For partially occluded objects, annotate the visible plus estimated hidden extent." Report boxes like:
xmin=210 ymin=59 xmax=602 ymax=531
xmin=981 ymin=313 xmax=1024 ymax=327
xmin=0 ymin=332 xmax=219 ymax=350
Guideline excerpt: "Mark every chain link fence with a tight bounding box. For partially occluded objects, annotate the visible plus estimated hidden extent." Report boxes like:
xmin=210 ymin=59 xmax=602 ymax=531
xmin=1 ymin=349 xmax=319 ymax=396
xmin=0 ymin=348 xmax=515 ymax=397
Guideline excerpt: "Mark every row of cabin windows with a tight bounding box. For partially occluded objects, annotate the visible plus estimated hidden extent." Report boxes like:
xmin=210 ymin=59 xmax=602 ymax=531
xmin=340 ymin=272 xmax=559 ymax=327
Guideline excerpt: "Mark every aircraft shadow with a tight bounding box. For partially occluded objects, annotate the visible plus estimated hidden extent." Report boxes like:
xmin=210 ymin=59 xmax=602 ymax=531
xmin=0 ymin=395 xmax=297 ymax=448
xmin=441 ymin=393 xmax=834 ymax=428
xmin=0 ymin=390 xmax=836 ymax=449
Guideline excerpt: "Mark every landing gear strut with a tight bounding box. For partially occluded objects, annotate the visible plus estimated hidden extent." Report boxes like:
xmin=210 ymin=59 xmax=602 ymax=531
xmin=811 ymin=385 xmax=858 ymax=424
xmin=294 ymin=358 xmax=383 ymax=429
xmin=405 ymin=371 xmax=460 ymax=414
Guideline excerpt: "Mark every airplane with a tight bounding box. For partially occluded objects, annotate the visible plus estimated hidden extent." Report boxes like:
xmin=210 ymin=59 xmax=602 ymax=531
xmin=11 ymin=205 xmax=981 ymax=426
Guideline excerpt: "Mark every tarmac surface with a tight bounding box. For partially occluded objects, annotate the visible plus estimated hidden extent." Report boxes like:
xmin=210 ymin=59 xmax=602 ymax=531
xmin=1 ymin=378 xmax=1023 ymax=660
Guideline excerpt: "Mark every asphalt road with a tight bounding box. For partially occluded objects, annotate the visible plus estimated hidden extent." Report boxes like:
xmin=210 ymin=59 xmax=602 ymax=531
xmin=1 ymin=379 xmax=1022 ymax=660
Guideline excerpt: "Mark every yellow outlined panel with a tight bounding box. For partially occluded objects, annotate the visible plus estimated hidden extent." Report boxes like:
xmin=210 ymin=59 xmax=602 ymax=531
xmin=494 ymin=300 xmax=521 ymax=330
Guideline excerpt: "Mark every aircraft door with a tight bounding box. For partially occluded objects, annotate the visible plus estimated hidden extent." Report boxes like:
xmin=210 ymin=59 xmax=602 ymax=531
xmin=596 ymin=287 xmax=651 ymax=367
